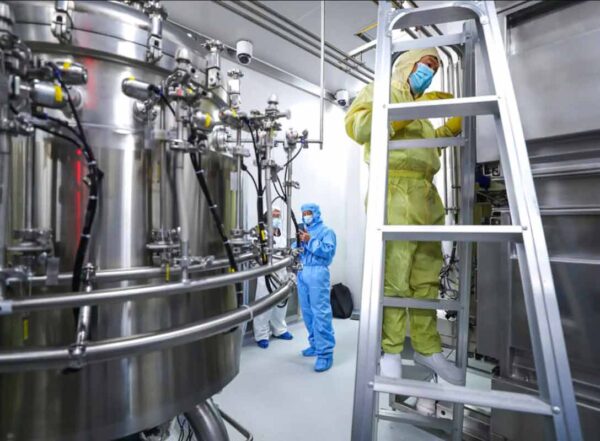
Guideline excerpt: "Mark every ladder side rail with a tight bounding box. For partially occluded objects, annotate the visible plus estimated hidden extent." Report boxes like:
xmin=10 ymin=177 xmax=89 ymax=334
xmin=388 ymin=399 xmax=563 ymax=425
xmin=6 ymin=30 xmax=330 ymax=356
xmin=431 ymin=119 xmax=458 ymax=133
xmin=476 ymin=2 xmax=582 ymax=439
xmin=451 ymin=20 xmax=478 ymax=441
xmin=350 ymin=1 xmax=393 ymax=439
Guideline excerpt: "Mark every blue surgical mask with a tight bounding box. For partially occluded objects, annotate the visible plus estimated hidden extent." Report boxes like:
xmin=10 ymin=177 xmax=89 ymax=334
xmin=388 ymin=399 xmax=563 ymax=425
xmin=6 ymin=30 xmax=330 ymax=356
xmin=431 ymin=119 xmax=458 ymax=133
xmin=303 ymin=215 xmax=313 ymax=226
xmin=272 ymin=218 xmax=281 ymax=229
xmin=408 ymin=63 xmax=435 ymax=95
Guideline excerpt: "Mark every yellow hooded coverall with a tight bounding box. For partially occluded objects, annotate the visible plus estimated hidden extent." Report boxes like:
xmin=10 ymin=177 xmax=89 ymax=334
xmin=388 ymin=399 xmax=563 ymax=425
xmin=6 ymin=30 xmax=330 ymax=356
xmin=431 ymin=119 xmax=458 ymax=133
xmin=345 ymin=48 xmax=461 ymax=355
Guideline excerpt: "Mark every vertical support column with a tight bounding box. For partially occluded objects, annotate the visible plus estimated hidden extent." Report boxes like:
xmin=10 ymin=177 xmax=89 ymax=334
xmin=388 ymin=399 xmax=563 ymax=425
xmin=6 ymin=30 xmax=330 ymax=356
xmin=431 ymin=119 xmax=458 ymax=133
xmin=285 ymin=145 xmax=294 ymax=246
xmin=235 ymin=128 xmax=243 ymax=231
xmin=159 ymin=108 xmax=169 ymax=232
xmin=264 ymin=135 xmax=273 ymax=263
xmin=175 ymin=151 xmax=189 ymax=283
xmin=351 ymin=2 xmax=393 ymax=440
xmin=451 ymin=21 xmax=477 ymax=441
xmin=318 ymin=0 xmax=325 ymax=149
xmin=0 ymin=107 xmax=9 ymax=300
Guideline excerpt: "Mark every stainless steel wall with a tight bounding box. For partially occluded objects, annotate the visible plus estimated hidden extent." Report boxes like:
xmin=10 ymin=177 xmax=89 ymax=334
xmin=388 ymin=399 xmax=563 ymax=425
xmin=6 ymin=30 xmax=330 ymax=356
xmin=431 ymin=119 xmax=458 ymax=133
xmin=476 ymin=2 xmax=600 ymax=439
xmin=1 ymin=2 xmax=241 ymax=440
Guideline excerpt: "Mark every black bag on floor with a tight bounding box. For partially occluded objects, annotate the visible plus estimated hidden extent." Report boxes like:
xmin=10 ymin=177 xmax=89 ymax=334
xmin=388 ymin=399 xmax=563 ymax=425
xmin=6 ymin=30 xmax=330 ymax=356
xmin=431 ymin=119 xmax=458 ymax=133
xmin=330 ymin=283 xmax=354 ymax=319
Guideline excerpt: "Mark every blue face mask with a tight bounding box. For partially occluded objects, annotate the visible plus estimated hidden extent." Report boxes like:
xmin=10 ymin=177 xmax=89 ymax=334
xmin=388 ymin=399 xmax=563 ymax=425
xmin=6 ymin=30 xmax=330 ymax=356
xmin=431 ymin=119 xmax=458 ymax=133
xmin=272 ymin=217 xmax=281 ymax=230
xmin=408 ymin=63 xmax=435 ymax=95
xmin=303 ymin=215 xmax=314 ymax=226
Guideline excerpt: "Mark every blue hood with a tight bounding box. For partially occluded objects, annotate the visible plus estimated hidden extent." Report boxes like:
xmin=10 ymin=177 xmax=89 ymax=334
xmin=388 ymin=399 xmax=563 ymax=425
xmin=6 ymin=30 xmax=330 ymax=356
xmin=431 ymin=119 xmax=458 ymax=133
xmin=301 ymin=202 xmax=323 ymax=229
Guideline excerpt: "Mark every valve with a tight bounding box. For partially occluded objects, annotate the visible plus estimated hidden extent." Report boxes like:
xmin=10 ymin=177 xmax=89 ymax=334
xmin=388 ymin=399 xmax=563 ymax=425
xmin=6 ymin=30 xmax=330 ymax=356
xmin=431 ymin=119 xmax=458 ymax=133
xmin=203 ymin=40 xmax=224 ymax=89
xmin=51 ymin=0 xmax=73 ymax=43
xmin=30 ymin=80 xmax=67 ymax=109
xmin=227 ymin=69 xmax=243 ymax=110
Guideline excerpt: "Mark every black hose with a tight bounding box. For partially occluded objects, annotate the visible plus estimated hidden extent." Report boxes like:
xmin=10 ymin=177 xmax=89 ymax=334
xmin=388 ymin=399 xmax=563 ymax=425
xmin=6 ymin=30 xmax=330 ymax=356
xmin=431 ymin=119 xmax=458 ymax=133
xmin=189 ymin=152 xmax=244 ymax=306
xmin=244 ymin=120 xmax=269 ymax=265
xmin=47 ymin=62 xmax=103 ymax=293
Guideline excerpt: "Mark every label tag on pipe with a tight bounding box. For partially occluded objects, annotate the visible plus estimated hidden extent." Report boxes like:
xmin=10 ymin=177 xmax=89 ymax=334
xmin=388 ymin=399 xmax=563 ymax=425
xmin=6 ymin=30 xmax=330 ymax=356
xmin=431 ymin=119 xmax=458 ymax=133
xmin=230 ymin=171 xmax=238 ymax=192
xmin=0 ymin=301 xmax=13 ymax=315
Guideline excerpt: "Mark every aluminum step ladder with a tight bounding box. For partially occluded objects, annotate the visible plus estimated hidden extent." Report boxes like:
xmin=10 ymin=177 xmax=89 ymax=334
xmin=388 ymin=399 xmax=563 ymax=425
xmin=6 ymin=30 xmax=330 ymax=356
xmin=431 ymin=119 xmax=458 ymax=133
xmin=351 ymin=2 xmax=582 ymax=440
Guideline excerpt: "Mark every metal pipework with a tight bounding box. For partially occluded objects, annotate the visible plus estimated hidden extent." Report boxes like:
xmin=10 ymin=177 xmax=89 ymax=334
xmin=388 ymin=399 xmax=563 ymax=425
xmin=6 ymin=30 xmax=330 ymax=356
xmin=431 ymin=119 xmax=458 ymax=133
xmin=185 ymin=400 xmax=229 ymax=441
xmin=23 ymin=252 xmax=256 ymax=287
xmin=1 ymin=256 xmax=293 ymax=314
xmin=215 ymin=0 xmax=373 ymax=83
xmin=0 ymin=279 xmax=295 ymax=372
xmin=176 ymin=154 xmax=190 ymax=283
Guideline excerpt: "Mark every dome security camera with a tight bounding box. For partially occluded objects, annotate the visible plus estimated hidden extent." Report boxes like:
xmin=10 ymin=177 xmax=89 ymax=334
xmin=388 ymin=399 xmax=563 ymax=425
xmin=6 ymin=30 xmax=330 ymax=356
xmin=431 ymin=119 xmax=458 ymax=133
xmin=335 ymin=89 xmax=350 ymax=107
xmin=236 ymin=40 xmax=253 ymax=65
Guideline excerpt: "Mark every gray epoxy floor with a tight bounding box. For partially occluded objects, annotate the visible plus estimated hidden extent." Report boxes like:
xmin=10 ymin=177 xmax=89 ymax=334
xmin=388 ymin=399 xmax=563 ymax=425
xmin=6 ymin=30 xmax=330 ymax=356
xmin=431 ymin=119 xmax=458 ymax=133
xmin=214 ymin=318 xmax=443 ymax=441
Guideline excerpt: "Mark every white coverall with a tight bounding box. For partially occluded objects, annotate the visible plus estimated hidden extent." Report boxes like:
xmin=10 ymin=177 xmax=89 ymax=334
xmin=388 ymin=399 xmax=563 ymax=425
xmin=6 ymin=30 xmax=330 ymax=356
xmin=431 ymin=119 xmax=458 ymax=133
xmin=253 ymin=232 xmax=289 ymax=341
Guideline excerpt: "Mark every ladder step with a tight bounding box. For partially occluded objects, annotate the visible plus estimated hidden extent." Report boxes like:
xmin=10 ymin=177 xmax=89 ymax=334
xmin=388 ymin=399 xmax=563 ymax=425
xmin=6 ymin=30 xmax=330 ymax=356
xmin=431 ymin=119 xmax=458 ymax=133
xmin=383 ymin=297 xmax=461 ymax=311
xmin=377 ymin=409 xmax=452 ymax=433
xmin=392 ymin=3 xmax=480 ymax=29
xmin=389 ymin=137 xmax=466 ymax=150
xmin=380 ymin=225 xmax=523 ymax=242
xmin=392 ymin=32 xmax=466 ymax=53
xmin=373 ymin=377 xmax=553 ymax=416
xmin=388 ymin=96 xmax=499 ymax=120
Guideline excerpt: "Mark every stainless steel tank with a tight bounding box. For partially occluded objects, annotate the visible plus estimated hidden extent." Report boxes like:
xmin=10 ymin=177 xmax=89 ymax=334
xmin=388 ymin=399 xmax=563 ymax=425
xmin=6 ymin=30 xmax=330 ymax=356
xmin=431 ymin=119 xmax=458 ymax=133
xmin=1 ymin=2 xmax=241 ymax=440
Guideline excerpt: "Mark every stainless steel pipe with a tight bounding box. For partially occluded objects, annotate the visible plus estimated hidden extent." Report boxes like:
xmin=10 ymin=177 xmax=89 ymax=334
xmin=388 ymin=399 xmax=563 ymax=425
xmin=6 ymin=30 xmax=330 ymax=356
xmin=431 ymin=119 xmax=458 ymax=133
xmin=24 ymin=252 xmax=256 ymax=287
xmin=2 ymin=256 xmax=293 ymax=314
xmin=0 ymin=279 xmax=294 ymax=372
xmin=185 ymin=400 xmax=230 ymax=441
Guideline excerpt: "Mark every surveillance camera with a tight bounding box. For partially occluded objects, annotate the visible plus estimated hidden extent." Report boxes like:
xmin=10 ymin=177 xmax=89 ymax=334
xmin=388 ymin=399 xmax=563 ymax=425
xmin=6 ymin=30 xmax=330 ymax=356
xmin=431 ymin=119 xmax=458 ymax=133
xmin=335 ymin=89 xmax=349 ymax=107
xmin=236 ymin=40 xmax=253 ymax=65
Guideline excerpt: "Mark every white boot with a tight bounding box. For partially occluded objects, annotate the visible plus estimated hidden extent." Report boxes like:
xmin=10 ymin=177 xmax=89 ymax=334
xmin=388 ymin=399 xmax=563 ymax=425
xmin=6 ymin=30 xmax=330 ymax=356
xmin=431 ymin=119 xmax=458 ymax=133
xmin=379 ymin=353 xmax=402 ymax=379
xmin=416 ymin=398 xmax=436 ymax=417
xmin=413 ymin=352 xmax=463 ymax=385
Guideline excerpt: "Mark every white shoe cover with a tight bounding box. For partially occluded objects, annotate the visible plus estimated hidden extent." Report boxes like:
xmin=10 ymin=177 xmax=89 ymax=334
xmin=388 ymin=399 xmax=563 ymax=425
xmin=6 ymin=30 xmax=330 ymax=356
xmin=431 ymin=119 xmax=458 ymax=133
xmin=416 ymin=398 xmax=437 ymax=417
xmin=380 ymin=353 xmax=402 ymax=379
xmin=414 ymin=352 xmax=463 ymax=385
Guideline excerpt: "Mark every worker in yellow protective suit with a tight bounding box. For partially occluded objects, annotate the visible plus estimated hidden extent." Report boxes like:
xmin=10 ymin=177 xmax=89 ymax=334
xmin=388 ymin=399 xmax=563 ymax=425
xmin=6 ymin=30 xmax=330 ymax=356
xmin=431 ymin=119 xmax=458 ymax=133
xmin=345 ymin=48 xmax=463 ymax=387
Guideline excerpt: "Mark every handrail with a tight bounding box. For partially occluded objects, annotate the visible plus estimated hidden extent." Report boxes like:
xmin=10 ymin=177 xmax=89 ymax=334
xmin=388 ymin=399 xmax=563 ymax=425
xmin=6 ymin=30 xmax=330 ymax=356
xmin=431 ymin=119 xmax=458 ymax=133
xmin=0 ymin=279 xmax=295 ymax=372
xmin=23 ymin=253 xmax=257 ymax=287
xmin=0 ymin=256 xmax=293 ymax=315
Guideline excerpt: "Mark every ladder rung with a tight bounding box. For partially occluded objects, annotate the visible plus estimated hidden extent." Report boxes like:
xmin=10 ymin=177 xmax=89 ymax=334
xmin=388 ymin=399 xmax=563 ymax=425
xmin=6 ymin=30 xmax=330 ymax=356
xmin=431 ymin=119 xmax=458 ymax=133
xmin=388 ymin=96 xmax=499 ymax=120
xmin=373 ymin=377 xmax=553 ymax=416
xmin=392 ymin=32 xmax=466 ymax=53
xmin=391 ymin=4 xmax=479 ymax=29
xmin=389 ymin=137 xmax=466 ymax=150
xmin=380 ymin=225 xmax=523 ymax=242
xmin=377 ymin=409 xmax=452 ymax=433
xmin=383 ymin=297 xmax=461 ymax=311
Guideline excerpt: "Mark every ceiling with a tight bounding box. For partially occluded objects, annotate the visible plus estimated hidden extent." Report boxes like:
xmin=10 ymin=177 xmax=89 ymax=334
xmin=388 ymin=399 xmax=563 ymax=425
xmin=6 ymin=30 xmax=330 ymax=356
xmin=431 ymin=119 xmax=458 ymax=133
xmin=165 ymin=0 xmax=379 ymax=95
xmin=164 ymin=1 xmax=477 ymax=96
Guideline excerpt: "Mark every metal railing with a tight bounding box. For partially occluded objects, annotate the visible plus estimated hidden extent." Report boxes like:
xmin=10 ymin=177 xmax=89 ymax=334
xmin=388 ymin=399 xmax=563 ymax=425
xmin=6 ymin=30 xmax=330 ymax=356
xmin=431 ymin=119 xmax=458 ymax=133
xmin=1 ymin=256 xmax=293 ymax=314
xmin=0 ymin=278 xmax=295 ymax=372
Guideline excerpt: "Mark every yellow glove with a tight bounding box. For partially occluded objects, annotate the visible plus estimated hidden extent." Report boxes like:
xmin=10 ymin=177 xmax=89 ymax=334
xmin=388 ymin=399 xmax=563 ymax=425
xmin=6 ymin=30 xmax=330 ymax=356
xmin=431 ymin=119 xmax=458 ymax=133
xmin=418 ymin=91 xmax=454 ymax=101
xmin=445 ymin=116 xmax=463 ymax=136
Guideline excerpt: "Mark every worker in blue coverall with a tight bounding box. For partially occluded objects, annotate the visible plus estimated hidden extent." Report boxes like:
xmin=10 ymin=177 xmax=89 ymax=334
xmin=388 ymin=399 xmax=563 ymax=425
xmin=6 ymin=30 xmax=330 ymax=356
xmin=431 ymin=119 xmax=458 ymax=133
xmin=295 ymin=202 xmax=337 ymax=372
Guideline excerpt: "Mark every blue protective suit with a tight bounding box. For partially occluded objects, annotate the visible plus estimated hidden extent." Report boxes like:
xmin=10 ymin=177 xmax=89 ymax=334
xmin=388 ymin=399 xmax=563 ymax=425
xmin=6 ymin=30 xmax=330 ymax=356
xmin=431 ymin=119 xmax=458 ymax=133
xmin=296 ymin=203 xmax=337 ymax=358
